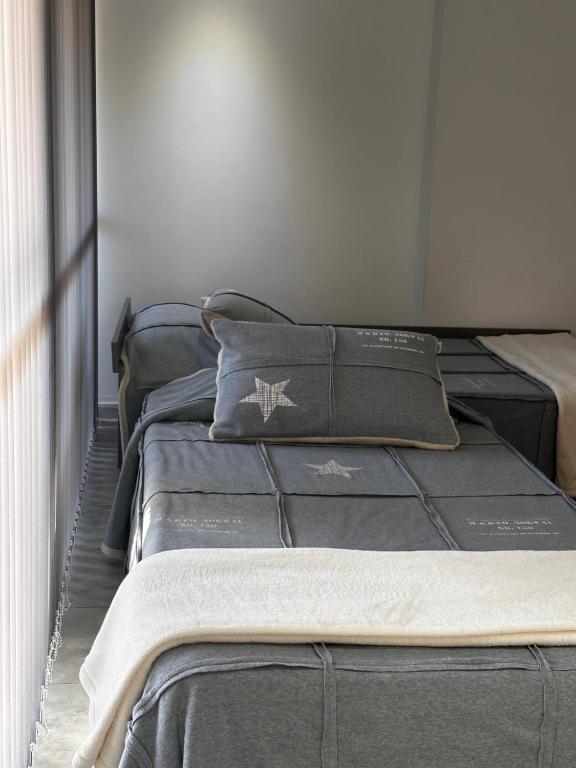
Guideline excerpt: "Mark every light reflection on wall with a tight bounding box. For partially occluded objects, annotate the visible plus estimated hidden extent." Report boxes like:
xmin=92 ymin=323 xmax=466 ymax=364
xmin=97 ymin=0 xmax=435 ymax=399
xmin=143 ymin=2 xmax=300 ymax=258
xmin=173 ymin=6 xmax=280 ymax=170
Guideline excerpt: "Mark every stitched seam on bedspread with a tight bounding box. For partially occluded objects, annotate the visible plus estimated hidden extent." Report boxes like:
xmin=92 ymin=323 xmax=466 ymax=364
xmin=384 ymin=446 xmax=460 ymax=550
xmin=257 ymin=442 xmax=293 ymax=547
xmin=314 ymin=644 xmax=338 ymax=768
xmin=127 ymin=657 xmax=550 ymax=740
xmin=142 ymin=437 xmax=210 ymax=453
xmin=122 ymin=725 xmax=153 ymax=768
xmin=323 ymin=325 xmax=336 ymax=437
xmin=529 ymin=646 xmax=558 ymax=768
xmin=218 ymin=359 xmax=443 ymax=385
xmin=131 ymin=660 xmax=327 ymax=721
xmin=492 ymin=431 xmax=563 ymax=497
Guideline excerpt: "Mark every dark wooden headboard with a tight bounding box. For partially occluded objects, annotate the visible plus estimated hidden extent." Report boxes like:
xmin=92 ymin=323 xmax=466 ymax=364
xmin=111 ymin=297 xmax=132 ymax=374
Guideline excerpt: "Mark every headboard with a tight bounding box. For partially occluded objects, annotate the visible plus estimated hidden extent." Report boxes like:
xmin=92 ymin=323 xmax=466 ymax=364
xmin=111 ymin=296 xmax=567 ymax=374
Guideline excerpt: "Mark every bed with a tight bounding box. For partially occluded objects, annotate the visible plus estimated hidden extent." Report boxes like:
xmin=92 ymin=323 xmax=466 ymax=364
xmin=91 ymin=364 xmax=576 ymax=768
xmin=111 ymin=298 xmax=561 ymax=478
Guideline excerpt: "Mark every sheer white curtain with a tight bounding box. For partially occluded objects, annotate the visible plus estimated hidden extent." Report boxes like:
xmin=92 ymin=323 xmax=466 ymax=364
xmin=0 ymin=1 xmax=96 ymax=766
xmin=0 ymin=1 xmax=53 ymax=766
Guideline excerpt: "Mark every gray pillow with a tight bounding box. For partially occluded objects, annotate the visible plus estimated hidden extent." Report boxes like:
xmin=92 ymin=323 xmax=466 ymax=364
xmin=119 ymin=303 xmax=219 ymax=450
xmin=209 ymin=320 xmax=459 ymax=449
xmin=201 ymin=289 xmax=295 ymax=338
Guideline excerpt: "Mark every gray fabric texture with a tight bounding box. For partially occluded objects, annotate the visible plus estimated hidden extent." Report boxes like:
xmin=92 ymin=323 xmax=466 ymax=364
xmin=104 ymin=368 xmax=217 ymax=554
xmin=118 ymin=643 xmax=576 ymax=768
xmin=439 ymin=337 xmax=557 ymax=478
xmin=110 ymin=388 xmax=576 ymax=767
xmin=128 ymin=419 xmax=576 ymax=563
xmin=127 ymin=304 xmax=219 ymax=387
xmin=210 ymin=321 xmax=459 ymax=447
xmin=200 ymin=288 xmax=295 ymax=338
xmin=119 ymin=304 xmax=219 ymax=446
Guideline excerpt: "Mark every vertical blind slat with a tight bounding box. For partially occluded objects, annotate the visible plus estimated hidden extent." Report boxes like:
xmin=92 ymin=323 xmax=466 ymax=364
xmin=0 ymin=1 xmax=95 ymax=765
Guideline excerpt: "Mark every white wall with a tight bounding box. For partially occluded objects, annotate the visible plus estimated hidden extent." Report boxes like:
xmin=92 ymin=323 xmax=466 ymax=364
xmin=97 ymin=0 xmax=576 ymax=403
xmin=97 ymin=0 xmax=435 ymax=401
xmin=424 ymin=0 xmax=576 ymax=327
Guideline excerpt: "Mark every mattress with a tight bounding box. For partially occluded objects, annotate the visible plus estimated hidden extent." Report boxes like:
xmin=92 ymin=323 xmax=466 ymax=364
xmin=115 ymin=408 xmax=576 ymax=767
xmin=439 ymin=338 xmax=557 ymax=478
xmin=128 ymin=420 xmax=574 ymax=563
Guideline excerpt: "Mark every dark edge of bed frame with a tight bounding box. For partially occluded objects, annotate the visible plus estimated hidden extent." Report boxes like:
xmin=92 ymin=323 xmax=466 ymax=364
xmin=111 ymin=296 xmax=132 ymax=374
xmin=111 ymin=297 xmax=131 ymax=465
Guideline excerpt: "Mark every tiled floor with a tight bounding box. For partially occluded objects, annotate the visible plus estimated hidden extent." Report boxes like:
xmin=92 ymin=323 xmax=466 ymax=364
xmin=35 ymin=420 xmax=123 ymax=768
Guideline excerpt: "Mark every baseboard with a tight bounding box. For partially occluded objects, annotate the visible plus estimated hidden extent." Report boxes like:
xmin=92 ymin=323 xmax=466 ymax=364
xmin=98 ymin=401 xmax=118 ymax=421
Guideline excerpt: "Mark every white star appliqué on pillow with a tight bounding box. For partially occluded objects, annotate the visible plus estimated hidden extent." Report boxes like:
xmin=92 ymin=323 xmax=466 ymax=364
xmin=240 ymin=377 xmax=297 ymax=422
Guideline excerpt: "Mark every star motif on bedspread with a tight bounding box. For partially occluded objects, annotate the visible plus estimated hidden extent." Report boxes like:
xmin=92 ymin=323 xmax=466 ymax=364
xmin=305 ymin=460 xmax=363 ymax=479
xmin=239 ymin=377 xmax=297 ymax=422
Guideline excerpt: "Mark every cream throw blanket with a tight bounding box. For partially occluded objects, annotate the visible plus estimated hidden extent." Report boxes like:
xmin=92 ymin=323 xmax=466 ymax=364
xmin=74 ymin=547 xmax=576 ymax=768
xmin=478 ymin=332 xmax=576 ymax=495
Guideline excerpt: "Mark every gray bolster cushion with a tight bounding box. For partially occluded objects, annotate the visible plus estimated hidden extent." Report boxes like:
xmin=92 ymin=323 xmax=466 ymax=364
xmin=126 ymin=303 xmax=219 ymax=389
xmin=201 ymin=289 xmax=295 ymax=338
